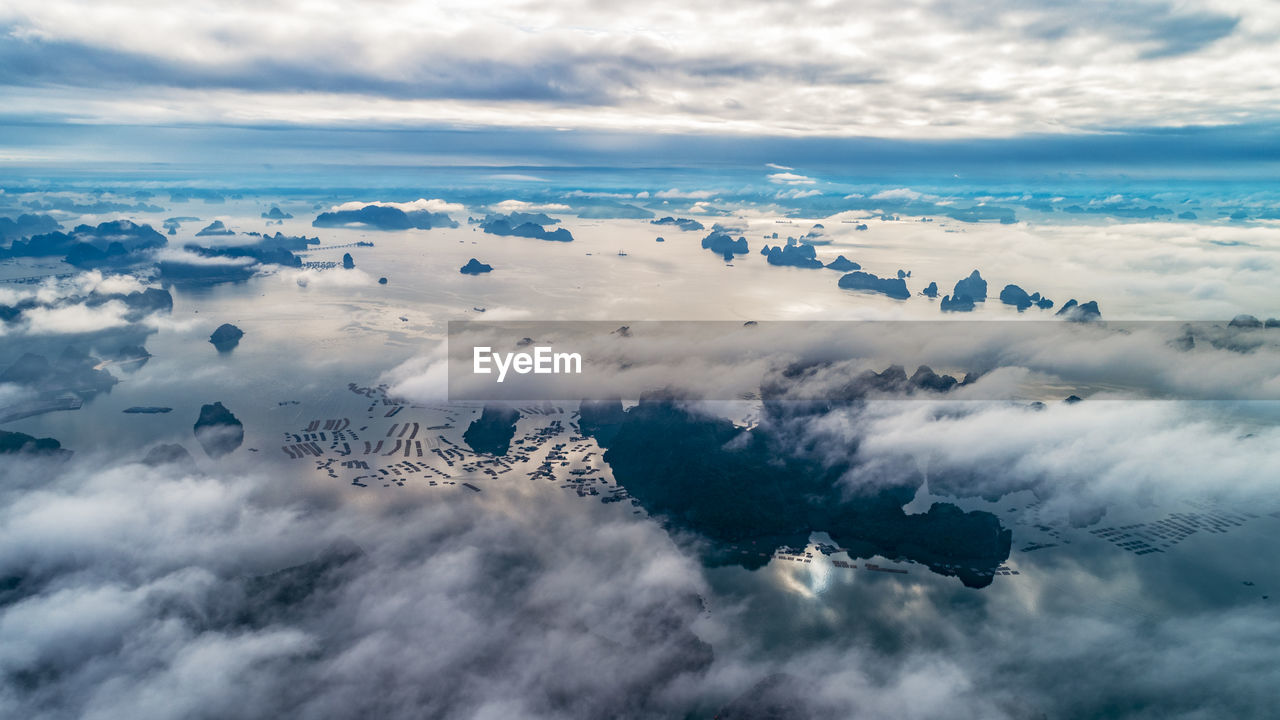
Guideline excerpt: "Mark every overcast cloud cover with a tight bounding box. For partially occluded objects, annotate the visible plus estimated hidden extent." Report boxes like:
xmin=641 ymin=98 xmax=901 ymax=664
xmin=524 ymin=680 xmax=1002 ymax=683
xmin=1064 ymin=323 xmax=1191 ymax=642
xmin=1 ymin=0 xmax=1278 ymax=136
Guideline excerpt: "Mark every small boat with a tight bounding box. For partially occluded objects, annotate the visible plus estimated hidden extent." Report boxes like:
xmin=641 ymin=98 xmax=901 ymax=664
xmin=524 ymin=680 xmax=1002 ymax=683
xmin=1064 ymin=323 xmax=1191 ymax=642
xmin=617 ymin=250 xmax=627 ymax=256
xmin=473 ymin=307 xmax=486 ymax=312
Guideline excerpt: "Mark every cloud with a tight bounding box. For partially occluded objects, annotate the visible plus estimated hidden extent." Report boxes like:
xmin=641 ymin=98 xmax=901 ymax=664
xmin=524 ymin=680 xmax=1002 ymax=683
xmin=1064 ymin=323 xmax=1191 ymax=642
xmin=0 ymin=286 xmax=34 ymax=306
xmin=434 ymin=318 xmax=1280 ymax=410
xmin=654 ymin=189 xmax=717 ymax=199
xmin=278 ymin=267 xmax=375 ymax=289
xmin=382 ymin=348 xmax=449 ymax=404
xmin=5 ymin=363 xmax=1279 ymax=718
xmin=486 ymin=174 xmax=548 ymax=182
xmin=687 ymin=201 xmax=733 ymax=216
xmin=1 ymin=271 xmax=170 ymax=353
xmin=0 ymin=0 xmax=1263 ymax=137
xmin=51 ymin=270 xmax=147 ymax=297
xmin=153 ymin=248 xmax=255 ymax=267
xmin=491 ymin=199 xmax=571 ymax=214
xmin=328 ymin=198 xmax=463 ymax=214
xmin=20 ymin=299 xmax=131 ymax=335
xmin=0 ymin=451 xmax=717 ymax=720
xmin=822 ymin=398 xmax=1280 ymax=520
xmin=777 ymin=188 xmax=821 ymax=199
xmin=0 ymin=382 xmax=35 ymax=407
xmin=85 ymin=273 xmax=146 ymax=296
xmin=768 ymin=173 xmax=815 ymax=185
xmin=565 ymin=190 xmax=639 ymax=199
xmin=870 ymin=187 xmax=929 ymax=201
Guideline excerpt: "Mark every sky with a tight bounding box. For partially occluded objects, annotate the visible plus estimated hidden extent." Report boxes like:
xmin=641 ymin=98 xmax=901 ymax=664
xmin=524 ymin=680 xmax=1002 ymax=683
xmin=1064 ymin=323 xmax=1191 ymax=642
xmin=1 ymin=0 xmax=1278 ymax=141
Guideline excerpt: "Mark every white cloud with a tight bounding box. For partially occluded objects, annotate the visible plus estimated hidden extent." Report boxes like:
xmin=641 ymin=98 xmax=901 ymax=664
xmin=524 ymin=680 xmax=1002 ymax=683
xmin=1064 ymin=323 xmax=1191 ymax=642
xmin=0 ymin=286 xmax=34 ymax=305
xmin=564 ymin=190 xmax=635 ymax=199
xmin=0 ymin=382 xmax=35 ymax=407
xmin=491 ymin=199 xmax=571 ymax=214
xmin=824 ymin=397 xmax=1280 ymax=530
xmin=87 ymin=273 xmax=146 ymax=296
xmin=486 ymin=174 xmax=548 ymax=182
xmin=279 ymin=267 xmax=375 ymax=289
xmin=382 ymin=347 xmax=449 ymax=404
xmin=0 ymin=450 xmax=718 ymax=720
xmin=4 ymin=316 xmax=1280 ymax=718
xmin=21 ymin=299 xmax=131 ymax=335
xmin=154 ymin=248 xmax=255 ymax=266
xmin=768 ymin=173 xmax=816 ymax=185
xmin=655 ymin=189 xmax=718 ymax=199
xmin=870 ymin=188 xmax=930 ymax=201
xmin=5 ymin=0 xmax=1272 ymax=137
xmin=328 ymin=198 xmax=463 ymax=213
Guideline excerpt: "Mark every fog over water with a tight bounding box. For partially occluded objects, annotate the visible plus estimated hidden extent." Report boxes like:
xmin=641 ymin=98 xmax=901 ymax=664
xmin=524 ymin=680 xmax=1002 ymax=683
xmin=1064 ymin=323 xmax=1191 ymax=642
xmin=1 ymin=163 xmax=1277 ymax=719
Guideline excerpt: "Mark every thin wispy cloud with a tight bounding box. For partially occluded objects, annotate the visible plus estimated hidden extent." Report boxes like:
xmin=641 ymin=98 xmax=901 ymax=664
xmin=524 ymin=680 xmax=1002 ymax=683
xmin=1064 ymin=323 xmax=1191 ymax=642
xmin=768 ymin=172 xmax=816 ymax=185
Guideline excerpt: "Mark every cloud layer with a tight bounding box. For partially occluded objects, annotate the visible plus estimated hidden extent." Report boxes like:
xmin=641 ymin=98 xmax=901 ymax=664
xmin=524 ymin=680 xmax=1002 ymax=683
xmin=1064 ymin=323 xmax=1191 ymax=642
xmin=1 ymin=0 xmax=1277 ymax=136
xmin=4 ymin=391 xmax=1279 ymax=718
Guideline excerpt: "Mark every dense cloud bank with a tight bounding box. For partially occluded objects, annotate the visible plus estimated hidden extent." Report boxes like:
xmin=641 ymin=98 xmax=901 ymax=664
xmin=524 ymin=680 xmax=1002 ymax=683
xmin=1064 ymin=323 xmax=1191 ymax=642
xmin=0 ymin=453 xmax=719 ymax=719
xmin=0 ymin=271 xmax=169 ymax=343
xmin=4 ymin=389 xmax=1278 ymax=718
xmin=441 ymin=319 xmax=1280 ymax=405
xmin=792 ymin=395 xmax=1280 ymax=524
xmin=377 ymin=320 xmax=1280 ymax=714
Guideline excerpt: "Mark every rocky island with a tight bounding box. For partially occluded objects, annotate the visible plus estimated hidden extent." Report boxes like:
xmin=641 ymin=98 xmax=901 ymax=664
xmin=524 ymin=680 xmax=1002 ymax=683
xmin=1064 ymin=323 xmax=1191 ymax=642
xmin=193 ymin=402 xmax=244 ymax=458
xmin=195 ymin=220 xmax=236 ymax=236
xmin=460 ymin=258 xmax=493 ymax=275
xmin=209 ymin=323 xmax=244 ymax=352
xmin=313 ymin=204 xmax=458 ymax=230
xmin=0 ymin=429 xmax=70 ymax=458
xmin=762 ymin=240 xmax=824 ymax=268
xmin=940 ymin=270 xmax=987 ymax=311
xmin=582 ymin=393 xmax=1011 ymax=586
xmin=462 ymin=405 xmax=521 ymax=455
xmin=479 ymin=213 xmax=572 ymax=242
xmin=651 ymin=217 xmax=704 ymax=231
xmin=837 ymin=271 xmax=910 ymax=299
xmin=1056 ymin=299 xmax=1102 ymax=321
xmin=825 ymin=255 xmax=860 ymax=272
xmin=999 ymin=284 xmax=1054 ymax=310
xmin=700 ymin=228 xmax=749 ymax=260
